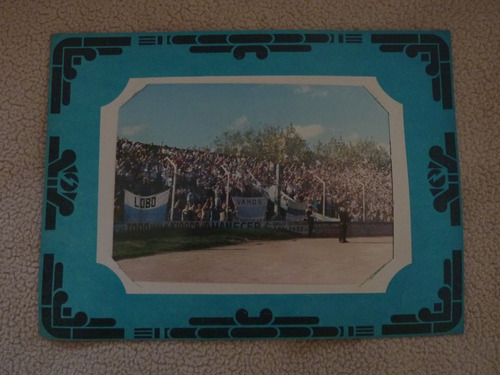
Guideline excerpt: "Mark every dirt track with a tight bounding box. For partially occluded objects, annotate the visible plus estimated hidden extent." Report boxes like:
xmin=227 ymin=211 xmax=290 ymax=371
xmin=117 ymin=237 xmax=393 ymax=286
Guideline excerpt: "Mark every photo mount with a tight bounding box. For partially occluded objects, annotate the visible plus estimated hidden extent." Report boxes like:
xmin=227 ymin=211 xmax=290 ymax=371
xmin=41 ymin=30 xmax=463 ymax=340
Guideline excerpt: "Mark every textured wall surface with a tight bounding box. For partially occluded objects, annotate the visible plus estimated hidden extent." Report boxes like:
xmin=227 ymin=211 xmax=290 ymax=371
xmin=1 ymin=1 xmax=499 ymax=373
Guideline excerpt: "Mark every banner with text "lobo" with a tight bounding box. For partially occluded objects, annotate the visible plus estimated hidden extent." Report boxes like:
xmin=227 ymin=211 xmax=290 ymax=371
xmin=232 ymin=196 xmax=268 ymax=221
xmin=124 ymin=189 xmax=169 ymax=222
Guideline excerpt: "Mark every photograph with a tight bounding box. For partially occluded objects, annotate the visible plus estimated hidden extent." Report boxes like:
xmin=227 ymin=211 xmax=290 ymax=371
xmin=108 ymin=78 xmax=399 ymax=293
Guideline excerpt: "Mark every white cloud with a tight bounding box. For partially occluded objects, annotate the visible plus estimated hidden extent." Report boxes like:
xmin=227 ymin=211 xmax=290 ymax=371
xmin=346 ymin=132 xmax=360 ymax=142
xmin=229 ymin=115 xmax=248 ymax=130
xmin=293 ymin=85 xmax=328 ymax=97
xmin=293 ymin=85 xmax=312 ymax=94
xmin=292 ymin=124 xmax=325 ymax=140
xmin=120 ymin=124 xmax=148 ymax=137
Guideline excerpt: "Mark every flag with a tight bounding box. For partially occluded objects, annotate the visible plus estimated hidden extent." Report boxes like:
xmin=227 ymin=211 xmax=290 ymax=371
xmin=124 ymin=190 xmax=169 ymax=222
xmin=232 ymin=196 xmax=268 ymax=221
xmin=285 ymin=198 xmax=307 ymax=221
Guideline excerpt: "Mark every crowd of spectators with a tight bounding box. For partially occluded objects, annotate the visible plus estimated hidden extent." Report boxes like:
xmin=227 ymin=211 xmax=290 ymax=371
xmin=115 ymin=138 xmax=393 ymax=223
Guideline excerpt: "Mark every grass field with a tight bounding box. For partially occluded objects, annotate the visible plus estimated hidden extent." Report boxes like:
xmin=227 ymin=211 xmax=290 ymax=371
xmin=112 ymin=227 xmax=300 ymax=261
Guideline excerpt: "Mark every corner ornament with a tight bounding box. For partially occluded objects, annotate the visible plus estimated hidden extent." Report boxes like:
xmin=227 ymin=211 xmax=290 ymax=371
xmin=50 ymin=37 xmax=131 ymax=114
xmin=41 ymin=254 xmax=125 ymax=339
xmin=372 ymin=33 xmax=453 ymax=110
xmin=382 ymin=250 xmax=463 ymax=335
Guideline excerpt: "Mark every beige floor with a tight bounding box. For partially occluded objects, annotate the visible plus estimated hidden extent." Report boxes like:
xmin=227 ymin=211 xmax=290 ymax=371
xmin=117 ymin=237 xmax=393 ymax=286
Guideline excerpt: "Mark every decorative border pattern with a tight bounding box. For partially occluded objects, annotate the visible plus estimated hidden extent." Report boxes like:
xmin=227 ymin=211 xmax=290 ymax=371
xmin=41 ymin=254 xmax=125 ymax=339
xmin=371 ymin=33 xmax=453 ymax=110
xmin=50 ymin=33 xmax=454 ymax=112
xmin=138 ymin=32 xmax=363 ymax=60
xmin=50 ymin=37 xmax=131 ymax=114
xmin=49 ymin=33 xmax=365 ymax=113
xmin=134 ymin=309 xmax=374 ymax=340
xmin=44 ymin=137 xmax=78 ymax=230
xmin=382 ymin=250 xmax=463 ymax=335
xmin=428 ymin=132 xmax=461 ymax=226
xmin=42 ymin=31 xmax=463 ymax=341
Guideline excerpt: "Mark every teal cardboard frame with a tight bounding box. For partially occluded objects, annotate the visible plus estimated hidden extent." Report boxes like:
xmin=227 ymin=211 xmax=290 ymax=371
xmin=40 ymin=30 xmax=463 ymax=340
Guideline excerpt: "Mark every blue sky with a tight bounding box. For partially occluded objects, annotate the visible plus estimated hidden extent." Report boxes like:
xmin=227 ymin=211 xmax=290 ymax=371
xmin=118 ymin=83 xmax=390 ymax=151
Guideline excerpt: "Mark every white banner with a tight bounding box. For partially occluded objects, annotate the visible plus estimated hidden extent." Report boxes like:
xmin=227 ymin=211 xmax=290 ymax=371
xmin=264 ymin=185 xmax=308 ymax=221
xmin=232 ymin=196 xmax=268 ymax=221
xmin=285 ymin=199 xmax=307 ymax=221
xmin=124 ymin=190 xmax=170 ymax=222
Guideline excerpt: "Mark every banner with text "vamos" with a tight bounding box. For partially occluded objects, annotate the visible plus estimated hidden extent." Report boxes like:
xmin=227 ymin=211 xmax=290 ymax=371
xmin=124 ymin=190 xmax=169 ymax=223
xmin=232 ymin=196 xmax=268 ymax=221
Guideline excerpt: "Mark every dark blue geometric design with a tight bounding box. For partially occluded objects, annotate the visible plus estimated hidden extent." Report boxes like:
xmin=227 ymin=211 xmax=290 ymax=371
xmin=382 ymin=250 xmax=463 ymax=335
xmin=138 ymin=32 xmax=363 ymax=60
xmin=41 ymin=254 xmax=125 ymax=339
xmin=372 ymin=33 xmax=453 ymax=109
xmin=133 ymin=308 xmax=374 ymax=340
xmin=44 ymin=137 xmax=78 ymax=230
xmin=428 ymin=132 xmax=461 ymax=226
xmin=50 ymin=37 xmax=131 ymax=114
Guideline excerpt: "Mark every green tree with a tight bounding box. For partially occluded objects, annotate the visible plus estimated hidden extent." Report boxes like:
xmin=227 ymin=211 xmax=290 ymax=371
xmin=213 ymin=124 xmax=313 ymax=163
xmin=214 ymin=126 xmax=391 ymax=172
xmin=313 ymin=136 xmax=390 ymax=172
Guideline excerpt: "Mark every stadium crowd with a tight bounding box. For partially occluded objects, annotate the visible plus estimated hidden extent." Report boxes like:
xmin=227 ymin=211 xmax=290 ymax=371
xmin=115 ymin=138 xmax=393 ymax=223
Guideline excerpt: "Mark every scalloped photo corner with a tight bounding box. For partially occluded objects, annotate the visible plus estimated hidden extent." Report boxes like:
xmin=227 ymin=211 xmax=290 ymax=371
xmin=41 ymin=30 xmax=463 ymax=340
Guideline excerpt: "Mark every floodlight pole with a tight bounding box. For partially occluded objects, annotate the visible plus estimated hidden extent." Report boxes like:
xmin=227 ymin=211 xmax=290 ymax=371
xmin=313 ymin=175 xmax=326 ymax=216
xmin=221 ymin=165 xmax=230 ymax=215
xmin=275 ymin=163 xmax=282 ymax=216
xmin=353 ymin=178 xmax=366 ymax=222
xmin=165 ymin=156 xmax=177 ymax=221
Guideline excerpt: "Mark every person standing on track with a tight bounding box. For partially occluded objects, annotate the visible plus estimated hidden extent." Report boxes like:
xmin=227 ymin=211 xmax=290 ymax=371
xmin=305 ymin=205 xmax=314 ymax=238
xmin=338 ymin=205 xmax=350 ymax=243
